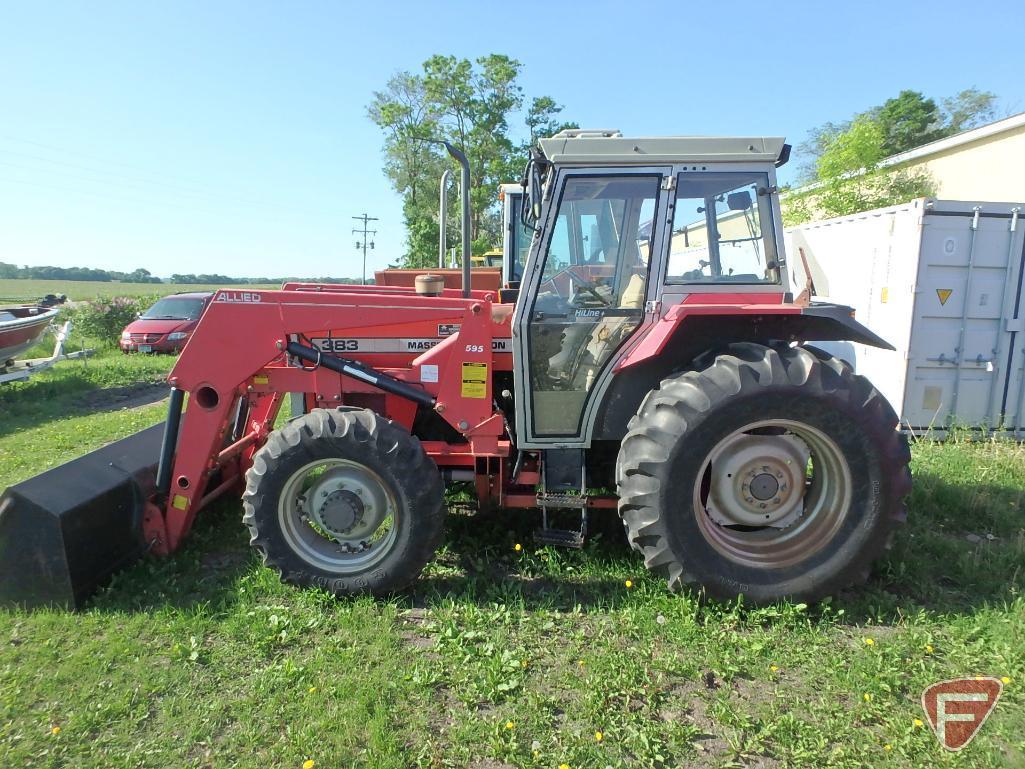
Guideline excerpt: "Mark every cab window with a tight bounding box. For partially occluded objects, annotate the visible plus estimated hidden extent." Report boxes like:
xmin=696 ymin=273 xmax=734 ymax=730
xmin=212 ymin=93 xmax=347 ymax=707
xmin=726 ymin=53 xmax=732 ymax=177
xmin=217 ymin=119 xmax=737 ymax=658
xmin=667 ymin=172 xmax=778 ymax=284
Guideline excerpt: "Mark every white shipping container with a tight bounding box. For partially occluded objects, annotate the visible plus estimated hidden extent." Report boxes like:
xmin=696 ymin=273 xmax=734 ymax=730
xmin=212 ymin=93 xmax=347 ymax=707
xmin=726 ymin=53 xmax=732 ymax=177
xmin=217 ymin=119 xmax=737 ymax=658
xmin=785 ymin=199 xmax=1025 ymax=432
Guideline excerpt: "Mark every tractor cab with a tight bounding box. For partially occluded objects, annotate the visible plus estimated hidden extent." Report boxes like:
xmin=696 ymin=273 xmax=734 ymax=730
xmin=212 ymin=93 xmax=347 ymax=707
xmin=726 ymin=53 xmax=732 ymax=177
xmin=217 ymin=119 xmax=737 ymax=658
xmin=511 ymin=131 xmax=792 ymax=445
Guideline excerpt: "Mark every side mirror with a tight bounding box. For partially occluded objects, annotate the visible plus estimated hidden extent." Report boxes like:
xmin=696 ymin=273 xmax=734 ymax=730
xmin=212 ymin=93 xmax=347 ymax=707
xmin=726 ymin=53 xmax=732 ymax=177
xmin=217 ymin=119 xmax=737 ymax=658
xmin=727 ymin=191 xmax=753 ymax=211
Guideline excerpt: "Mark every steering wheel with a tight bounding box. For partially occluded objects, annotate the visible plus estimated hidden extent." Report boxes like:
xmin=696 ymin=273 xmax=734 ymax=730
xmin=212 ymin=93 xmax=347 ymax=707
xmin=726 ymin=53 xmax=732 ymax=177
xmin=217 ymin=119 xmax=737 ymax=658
xmin=566 ymin=271 xmax=607 ymax=304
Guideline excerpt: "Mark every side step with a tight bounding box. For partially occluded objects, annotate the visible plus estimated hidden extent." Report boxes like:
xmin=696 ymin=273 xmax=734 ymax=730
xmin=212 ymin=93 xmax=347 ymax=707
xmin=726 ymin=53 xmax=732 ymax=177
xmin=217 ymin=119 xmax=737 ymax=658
xmin=534 ymin=493 xmax=588 ymax=549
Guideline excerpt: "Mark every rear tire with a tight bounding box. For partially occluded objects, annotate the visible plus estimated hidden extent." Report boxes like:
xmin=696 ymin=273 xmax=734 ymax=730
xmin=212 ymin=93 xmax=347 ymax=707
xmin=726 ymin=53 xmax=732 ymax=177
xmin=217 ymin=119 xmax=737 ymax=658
xmin=242 ymin=408 xmax=445 ymax=596
xmin=616 ymin=343 xmax=910 ymax=604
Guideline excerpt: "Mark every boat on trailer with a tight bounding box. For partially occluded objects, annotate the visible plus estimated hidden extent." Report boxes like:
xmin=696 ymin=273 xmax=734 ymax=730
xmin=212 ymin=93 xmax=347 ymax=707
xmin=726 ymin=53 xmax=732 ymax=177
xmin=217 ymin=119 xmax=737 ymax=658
xmin=0 ymin=306 xmax=60 ymax=367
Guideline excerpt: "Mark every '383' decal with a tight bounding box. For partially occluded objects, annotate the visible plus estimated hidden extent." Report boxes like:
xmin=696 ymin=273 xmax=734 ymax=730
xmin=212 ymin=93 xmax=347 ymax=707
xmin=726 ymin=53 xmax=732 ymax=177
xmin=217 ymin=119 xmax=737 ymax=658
xmin=311 ymin=337 xmax=512 ymax=354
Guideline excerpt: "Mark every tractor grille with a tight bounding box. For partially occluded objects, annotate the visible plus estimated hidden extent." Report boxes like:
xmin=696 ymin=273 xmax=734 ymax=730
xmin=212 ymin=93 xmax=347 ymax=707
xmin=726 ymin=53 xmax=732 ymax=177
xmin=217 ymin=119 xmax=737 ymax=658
xmin=129 ymin=333 xmax=162 ymax=344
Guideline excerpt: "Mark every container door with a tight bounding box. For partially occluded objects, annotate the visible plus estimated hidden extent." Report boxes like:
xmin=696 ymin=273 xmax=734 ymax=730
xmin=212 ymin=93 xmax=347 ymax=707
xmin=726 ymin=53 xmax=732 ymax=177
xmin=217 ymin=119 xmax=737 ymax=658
xmin=904 ymin=206 xmax=1025 ymax=429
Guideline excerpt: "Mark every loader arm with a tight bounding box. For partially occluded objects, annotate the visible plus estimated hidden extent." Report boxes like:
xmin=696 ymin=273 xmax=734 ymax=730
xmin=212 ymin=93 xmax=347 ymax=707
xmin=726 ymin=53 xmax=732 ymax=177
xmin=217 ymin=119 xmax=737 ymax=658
xmin=147 ymin=287 xmax=508 ymax=553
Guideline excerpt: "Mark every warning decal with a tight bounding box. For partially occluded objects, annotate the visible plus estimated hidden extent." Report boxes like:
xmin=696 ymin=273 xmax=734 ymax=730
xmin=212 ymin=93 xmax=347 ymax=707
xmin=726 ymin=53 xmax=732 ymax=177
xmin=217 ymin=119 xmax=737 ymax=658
xmin=936 ymin=288 xmax=953 ymax=306
xmin=461 ymin=361 xmax=488 ymax=399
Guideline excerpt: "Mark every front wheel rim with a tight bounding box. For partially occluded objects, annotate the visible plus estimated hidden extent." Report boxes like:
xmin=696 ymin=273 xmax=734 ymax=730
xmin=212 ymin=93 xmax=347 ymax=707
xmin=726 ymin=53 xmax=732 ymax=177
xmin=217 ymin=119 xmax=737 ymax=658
xmin=277 ymin=458 xmax=399 ymax=574
xmin=692 ymin=419 xmax=853 ymax=569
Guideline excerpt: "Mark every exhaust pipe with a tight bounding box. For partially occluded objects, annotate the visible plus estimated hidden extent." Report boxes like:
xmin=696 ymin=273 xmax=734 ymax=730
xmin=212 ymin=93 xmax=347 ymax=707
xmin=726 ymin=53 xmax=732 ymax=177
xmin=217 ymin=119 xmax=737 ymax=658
xmin=441 ymin=141 xmax=472 ymax=298
xmin=438 ymin=169 xmax=451 ymax=269
xmin=0 ymin=423 xmax=165 ymax=608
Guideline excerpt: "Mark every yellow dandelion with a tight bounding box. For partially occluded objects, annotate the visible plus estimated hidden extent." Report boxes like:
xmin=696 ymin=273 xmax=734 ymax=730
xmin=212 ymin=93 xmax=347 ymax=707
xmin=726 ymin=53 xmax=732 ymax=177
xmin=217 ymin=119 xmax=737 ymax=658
xmin=883 ymin=744 xmax=892 ymax=752
xmin=1001 ymin=676 xmax=1011 ymax=684
xmin=863 ymin=637 xmax=875 ymax=646
xmin=624 ymin=579 xmax=633 ymax=589
xmin=50 ymin=726 xmax=61 ymax=735
xmin=303 ymin=761 xmax=315 ymax=769
xmin=505 ymin=721 xmax=515 ymax=730
xmin=307 ymin=686 xmax=316 ymax=694
xmin=913 ymin=718 xmax=924 ymax=728
xmin=925 ymin=644 xmax=934 ymax=654
xmin=863 ymin=693 xmax=872 ymax=702
xmin=975 ymin=675 xmax=984 ymax=681
xmin=595 ymin=730 xmax=604 ymax=741
xmin=514 ymin=543 xmax=522 ymax=552
xmin=578 ymin=660 xmax=585 ymax=667
xmin=769 ymin=665 xmax=779 ymax=673
xmin=559 ymin=764 xmax=571 ymax=769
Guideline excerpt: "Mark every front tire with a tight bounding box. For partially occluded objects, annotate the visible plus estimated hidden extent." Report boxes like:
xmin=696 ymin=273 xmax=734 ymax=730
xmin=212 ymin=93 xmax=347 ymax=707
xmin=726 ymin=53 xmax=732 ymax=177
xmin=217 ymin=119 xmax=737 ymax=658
xmin=242 ymin=408 xmax=445 ymax=596
xmin=616 ymin=343 xmax=910 ymax=604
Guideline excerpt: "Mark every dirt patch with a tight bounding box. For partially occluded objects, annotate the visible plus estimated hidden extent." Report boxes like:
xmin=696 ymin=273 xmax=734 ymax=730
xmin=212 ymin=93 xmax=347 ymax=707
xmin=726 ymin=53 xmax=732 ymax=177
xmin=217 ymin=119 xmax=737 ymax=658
xmin=400 ymin=630 xmax=437 ymax=651
xmin=79 ymin=382 xmax=168 ymax=412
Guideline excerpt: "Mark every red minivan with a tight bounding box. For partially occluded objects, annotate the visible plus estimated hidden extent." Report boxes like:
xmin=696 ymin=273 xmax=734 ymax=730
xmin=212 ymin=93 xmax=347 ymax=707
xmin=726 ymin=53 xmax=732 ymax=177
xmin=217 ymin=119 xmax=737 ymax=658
xmin=119 ymin=292 xmax=212 ymax=354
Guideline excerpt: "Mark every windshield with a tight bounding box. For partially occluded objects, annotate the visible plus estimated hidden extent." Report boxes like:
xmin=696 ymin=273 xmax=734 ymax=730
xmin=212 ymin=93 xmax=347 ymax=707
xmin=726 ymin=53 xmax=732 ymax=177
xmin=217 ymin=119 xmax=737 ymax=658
xmin=141 ymin=297 xmax=206 ymax=320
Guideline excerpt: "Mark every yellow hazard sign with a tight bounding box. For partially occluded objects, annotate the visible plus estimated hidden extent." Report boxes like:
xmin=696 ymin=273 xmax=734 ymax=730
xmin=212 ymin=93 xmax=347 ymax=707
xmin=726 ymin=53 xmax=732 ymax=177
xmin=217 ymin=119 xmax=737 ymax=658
xmin=461 ymin=361 xmax=488 ymax=399
xmin=936 ymin=288 xmax=953 ymax=306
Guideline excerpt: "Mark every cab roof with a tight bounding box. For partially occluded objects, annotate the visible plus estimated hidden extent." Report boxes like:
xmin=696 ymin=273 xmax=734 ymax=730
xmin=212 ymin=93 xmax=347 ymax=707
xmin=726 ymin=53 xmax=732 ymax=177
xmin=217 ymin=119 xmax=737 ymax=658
xmin=537 ymin=133 xmax=788 ymax=166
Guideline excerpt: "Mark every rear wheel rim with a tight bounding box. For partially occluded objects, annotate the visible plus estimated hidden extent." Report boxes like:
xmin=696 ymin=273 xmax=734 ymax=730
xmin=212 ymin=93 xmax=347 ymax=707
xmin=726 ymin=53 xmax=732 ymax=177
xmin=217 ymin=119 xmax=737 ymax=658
xmin=692 ymin=419 xmax=852 ymax=569
xmin=278 ymin=458 xmax=399 ymax=574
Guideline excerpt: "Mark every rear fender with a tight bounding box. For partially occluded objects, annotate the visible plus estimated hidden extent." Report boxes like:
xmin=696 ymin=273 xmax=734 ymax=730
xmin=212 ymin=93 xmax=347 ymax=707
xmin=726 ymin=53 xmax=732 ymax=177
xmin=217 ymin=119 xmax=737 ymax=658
xmin=618 ymin=301 xmax=892 ymax=373
xmin=593 ymin=303 xmax=893 ymax=440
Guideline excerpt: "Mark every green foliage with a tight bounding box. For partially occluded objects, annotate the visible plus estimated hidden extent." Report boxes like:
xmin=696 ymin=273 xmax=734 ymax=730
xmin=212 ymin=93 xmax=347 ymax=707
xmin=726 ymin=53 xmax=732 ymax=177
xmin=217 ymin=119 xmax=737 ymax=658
xmin=815 ymin=116 xmax=886 ymax=178
xmin=797 ymin=86 xmax=999 ymax=179
xmin=0 ymin=262 xmax=162 ymax=283
xmin=784 ymin=107 xmax=940 ymax=223
xmin=803 ymin=115 xmax=937 ymax=220
xmin=70 ymin=295 xmax=159 ymax=347
xmin=875 ymin=89 xmax=944 ymax=155
xmin=780 ymin=188 xmax=814 ymax=227
xmin=368 ymin=54 xmax=574 ymax=267
xmin=942 ymin=87 xmax=998 ymax=133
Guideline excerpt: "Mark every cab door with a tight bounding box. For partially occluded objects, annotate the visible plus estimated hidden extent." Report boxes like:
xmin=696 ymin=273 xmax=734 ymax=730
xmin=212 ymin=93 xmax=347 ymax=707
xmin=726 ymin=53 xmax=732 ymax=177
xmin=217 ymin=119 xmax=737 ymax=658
xmin=513 ymin=169 xmax=669 ymax=446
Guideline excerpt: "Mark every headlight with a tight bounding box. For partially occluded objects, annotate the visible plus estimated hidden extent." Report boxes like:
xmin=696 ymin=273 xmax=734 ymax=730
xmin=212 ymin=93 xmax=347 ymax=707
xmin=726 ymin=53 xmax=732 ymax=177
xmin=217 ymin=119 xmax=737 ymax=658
xmin=167 ymin=332 xmax=189 ymax=341
xmin=121 ymin=331 xmax=131 ymax=339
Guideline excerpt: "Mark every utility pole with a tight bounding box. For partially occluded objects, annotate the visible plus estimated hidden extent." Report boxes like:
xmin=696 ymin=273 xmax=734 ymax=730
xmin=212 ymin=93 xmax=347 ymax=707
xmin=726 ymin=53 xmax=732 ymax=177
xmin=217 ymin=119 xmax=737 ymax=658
xmin=352 ymin=213 xmax=378 ymax=285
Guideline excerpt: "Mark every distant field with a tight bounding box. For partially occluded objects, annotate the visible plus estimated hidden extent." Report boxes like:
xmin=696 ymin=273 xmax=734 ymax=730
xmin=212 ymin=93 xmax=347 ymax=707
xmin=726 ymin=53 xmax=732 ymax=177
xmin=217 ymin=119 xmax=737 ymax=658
xmin=0 ymin=279 xmax=281 ymax=303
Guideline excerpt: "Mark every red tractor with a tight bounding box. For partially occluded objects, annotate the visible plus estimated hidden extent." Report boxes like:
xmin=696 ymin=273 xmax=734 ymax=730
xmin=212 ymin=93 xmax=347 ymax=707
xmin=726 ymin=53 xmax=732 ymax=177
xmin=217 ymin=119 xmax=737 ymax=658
xmin=0 ymin=131 xmax=910 ymax=608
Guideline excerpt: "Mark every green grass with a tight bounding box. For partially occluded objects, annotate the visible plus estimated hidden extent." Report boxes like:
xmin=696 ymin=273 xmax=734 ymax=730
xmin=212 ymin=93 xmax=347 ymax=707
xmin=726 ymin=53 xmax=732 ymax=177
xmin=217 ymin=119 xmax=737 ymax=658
xmin=0 ymin=278 xmax=280 ymax=303
xmin=0 ymin=357 xmax=1023 ymax=768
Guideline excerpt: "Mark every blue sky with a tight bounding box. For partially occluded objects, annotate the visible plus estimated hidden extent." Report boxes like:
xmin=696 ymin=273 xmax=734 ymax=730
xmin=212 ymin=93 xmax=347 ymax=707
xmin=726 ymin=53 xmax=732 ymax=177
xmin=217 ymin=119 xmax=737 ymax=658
xmin=1 ymin=0 xmax=1021 ymax=280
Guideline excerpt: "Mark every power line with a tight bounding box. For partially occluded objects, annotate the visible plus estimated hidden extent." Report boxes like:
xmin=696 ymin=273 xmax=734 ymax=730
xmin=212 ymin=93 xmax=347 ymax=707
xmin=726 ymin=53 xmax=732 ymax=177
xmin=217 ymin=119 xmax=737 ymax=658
xmin=352 ymin=213 xmax=378 ymax=285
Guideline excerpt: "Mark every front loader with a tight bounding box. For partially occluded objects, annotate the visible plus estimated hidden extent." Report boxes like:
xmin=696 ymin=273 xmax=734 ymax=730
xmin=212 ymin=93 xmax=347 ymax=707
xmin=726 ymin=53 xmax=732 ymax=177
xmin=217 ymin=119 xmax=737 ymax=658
xmin=0 ymin=130 xmax=911 ymax=608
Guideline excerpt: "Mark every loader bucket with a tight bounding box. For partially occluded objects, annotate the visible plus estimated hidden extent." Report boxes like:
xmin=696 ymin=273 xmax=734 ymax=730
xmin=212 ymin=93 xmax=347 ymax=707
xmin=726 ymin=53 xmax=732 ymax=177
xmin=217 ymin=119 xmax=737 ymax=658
xmin=0 ymin=423 xmax=164 ymax=609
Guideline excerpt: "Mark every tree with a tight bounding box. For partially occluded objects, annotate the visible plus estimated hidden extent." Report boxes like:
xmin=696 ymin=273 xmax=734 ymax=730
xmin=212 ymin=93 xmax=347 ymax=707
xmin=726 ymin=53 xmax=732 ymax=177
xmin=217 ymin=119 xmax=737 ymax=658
xmin=816 ymin=117 xmax=886 ymax=179
xmin=525 ymin=96 xmax=578 ymax=145
xmin=941 ymin=87 xmax=998 ymax=134
xmin=875 ymin=90 xmax=943 ymax=155
xmin=783 ymin=115 xmax=935 ymax=225
xmin=796 ymin=87 xmax=1000 ymax=175
xmin=795 ymin=119 xmax=851 ymax=183
xmin=368 ymin=54 xmax=572 ymax=267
